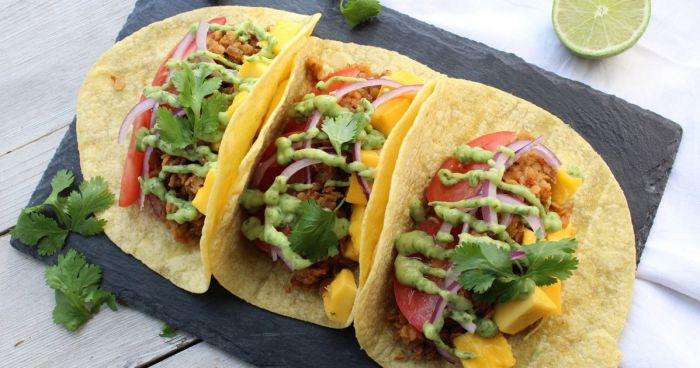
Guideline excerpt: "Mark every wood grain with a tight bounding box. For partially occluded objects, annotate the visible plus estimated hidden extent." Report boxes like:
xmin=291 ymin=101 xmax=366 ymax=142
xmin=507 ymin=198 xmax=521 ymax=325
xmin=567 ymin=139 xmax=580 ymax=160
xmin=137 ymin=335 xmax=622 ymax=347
xmin=152 ymin=343 xmax=249 ymax=368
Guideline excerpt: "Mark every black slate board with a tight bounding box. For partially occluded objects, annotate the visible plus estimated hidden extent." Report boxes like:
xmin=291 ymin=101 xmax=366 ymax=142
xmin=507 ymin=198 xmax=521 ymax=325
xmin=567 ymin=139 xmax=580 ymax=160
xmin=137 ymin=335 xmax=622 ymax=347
xmin=12 ymin=0 xmax=682 ymax=367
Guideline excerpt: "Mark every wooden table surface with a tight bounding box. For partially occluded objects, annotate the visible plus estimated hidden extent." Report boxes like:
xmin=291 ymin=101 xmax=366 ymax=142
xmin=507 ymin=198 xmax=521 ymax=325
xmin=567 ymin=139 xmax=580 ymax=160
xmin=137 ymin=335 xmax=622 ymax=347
xmin=0 ymin=1 xmax=245 ymax=366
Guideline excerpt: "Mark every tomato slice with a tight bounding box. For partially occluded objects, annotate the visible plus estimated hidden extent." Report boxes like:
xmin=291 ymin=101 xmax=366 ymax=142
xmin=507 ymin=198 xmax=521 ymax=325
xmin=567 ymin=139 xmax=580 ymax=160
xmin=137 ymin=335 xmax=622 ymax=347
xmin=393 ymin=276 xmax=441 ymax=331
xmin=312 ymin=67 xmax=361 ymax=95
xmin=118 ymin=16 xmax=228 ymax=207
xmin=417 ymin=218 xmax=441 ymax=236
xmin=425 ymin=131 xmax=516 ymax=203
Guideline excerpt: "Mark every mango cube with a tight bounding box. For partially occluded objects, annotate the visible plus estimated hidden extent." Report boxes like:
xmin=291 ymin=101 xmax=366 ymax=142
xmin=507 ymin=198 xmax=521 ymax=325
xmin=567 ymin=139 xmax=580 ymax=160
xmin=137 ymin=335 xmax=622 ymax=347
xmin=453 ymin=332 xmax=516 ymax=368
xmin=347 ymin=174 xmax=367 ymax=205
xmin=546 ymin=223 xmax=576 ymax=241
xmin=522 ymin=229 xmax=537 ymax=245
xmin=552 ymin=168 xmax=583 ymax=205
xmin=387 ymin=70 xmax=424 ymax=85
xmin=540 ymin=281 xmax=562 ymax=315
xmin=493 ymin=287 xmax=558 ymax=335
xmin=192 ymin=169 xmax=216 ymax=215
xmin=268 ymin=20 xmax=301 ymax=54
xmin=322 ymin=269 xmax=357 ymax=323
xmin=344 ymin=205 xmax=365 ymax=261
xmin=371 ymin=97 xmax=412 ymax=135
xmin=360 ymin=150 xmax=380 ymax=168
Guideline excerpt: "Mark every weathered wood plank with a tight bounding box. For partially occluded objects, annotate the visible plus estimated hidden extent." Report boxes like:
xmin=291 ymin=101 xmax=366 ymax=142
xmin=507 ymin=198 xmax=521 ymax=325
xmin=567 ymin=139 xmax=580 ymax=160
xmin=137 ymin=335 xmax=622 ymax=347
xmin=152 ymin=342 xmax=249 ymax=368
xmin=0 ymin=126 xmax=68 ymax=233
xmin=0 ymin=0 xmax=137 ymax=156
xmin=0 ymin=234 xmax=198 ymax=368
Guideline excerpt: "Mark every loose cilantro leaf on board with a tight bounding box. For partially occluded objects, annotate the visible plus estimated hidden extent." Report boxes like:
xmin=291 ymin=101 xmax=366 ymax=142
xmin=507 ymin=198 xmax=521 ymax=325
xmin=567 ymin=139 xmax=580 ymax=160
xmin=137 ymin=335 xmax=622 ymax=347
xmin=160 ymin=323 xmax=177 ymax=338
xmin=12 ymin=211 xmax=69 ymax=256
xmin=339 ymin=0 xmax=381 ymax=28
xmin=10 ymin=170 xmax=114 ymax=256
xmin=196 ymin=91 xmax=229 ymax=143
xmin=288 ymin=200 xmax=339 ymax=262
xmin=452 ymin=238 xmax=578 ymax=304
xmin=156 ymin=107 xmax=194 ymax=149
xmin=321 ymin=113 xmax=363 ymax=155
xmin=45 ymin=249 xmax=117 ymax=331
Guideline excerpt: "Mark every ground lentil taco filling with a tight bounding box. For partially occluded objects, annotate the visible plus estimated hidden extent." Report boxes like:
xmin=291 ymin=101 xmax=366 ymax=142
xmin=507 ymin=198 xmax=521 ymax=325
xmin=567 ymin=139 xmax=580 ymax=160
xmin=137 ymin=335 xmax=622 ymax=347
xmin=389 ymin=131 xmax=583 ymax=365
xmin=118 ymin=17 xmax=293 ymax=243
xmin=238 ymin=58 xmax=427 ymax=316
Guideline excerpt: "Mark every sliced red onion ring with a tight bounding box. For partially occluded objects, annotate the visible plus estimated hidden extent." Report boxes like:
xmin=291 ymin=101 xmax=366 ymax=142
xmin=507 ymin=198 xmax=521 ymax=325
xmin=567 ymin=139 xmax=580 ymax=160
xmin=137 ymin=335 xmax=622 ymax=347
xmin=195 ymin=21 xmax=209 ymax=52
xmin=509 ymin=136 xmax=543 ymax=165
xmin=436 ymin=346 xmax=459 ymax=365
xmin=499 ymin=213 xmax=513 ymax=228
xmin=251 ymin=154 xmax=277 ymax=187
xmin=353 ymin=142 xmax=372 ymax=199
xmin=172 ymin=32 xmax=194 ymax=60
xmin=372 ymin=84 xmax=422 ymax=108
xmin=438 ymin=221 xmax=453 ymax=235
xmin=532 ymin=144 xmax=561 ymax=168
xmin=271 ymin=246 xmax=294 ymax=271
xmin=510 ymin=249 xmax=526 ymax=260
xmin=118 ymin=98 xmax=157 ymax=144
xmin=149 ymin=103 xmax=159 ymax=129
xmin=429 ymin=280 xmax=462 ymax=365
xmin=270 ymin=247 xmax=278 ymax=262
xmin=303 ymin=110 xmax=322 ymax=148
xmin=334 ymin=78 xmax=402 ymax=100
xmin=280 ymin=158 xmax=320 ymax=178
xmin=480 ymin=181 xmax=498 ymax=224
xmin=460 ymin=321 xmax=477 ymax=334
xmin=139 ymin=146 xmax=154 ymax=209
xmin=496 ymin=193 xmax=546 ymax=238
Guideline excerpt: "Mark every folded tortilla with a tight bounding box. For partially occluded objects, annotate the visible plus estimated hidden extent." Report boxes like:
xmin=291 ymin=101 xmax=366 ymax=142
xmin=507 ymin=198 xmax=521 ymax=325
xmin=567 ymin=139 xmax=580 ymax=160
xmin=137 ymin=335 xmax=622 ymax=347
xmin=76 ymin=6 xmax=319 ymax=293
xmin=202 ymin=37 xmax=443 ymax=328
xmin=354 ymin=78 xmax=636 ymax=366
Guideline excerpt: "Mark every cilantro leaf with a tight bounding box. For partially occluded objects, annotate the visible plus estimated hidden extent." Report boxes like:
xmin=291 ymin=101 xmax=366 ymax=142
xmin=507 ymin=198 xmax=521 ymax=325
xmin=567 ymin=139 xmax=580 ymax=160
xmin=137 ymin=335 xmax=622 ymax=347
xmin=45 ymin=249 xmax=117 ymax=331
xmin=288 ymin=200 xmax=339 ymax=262
xmin=65 ymin=176 xmax=114 ymax=236
xmin=11 ymin=211 xmax=69 ymax=256
xmin=339 ymin=0 xmax=381 ymax=28
xmin=321 ymin=113 xmax=363 ymax=155
xmin=196 ymin=91 xmax=228 ymax=143
xmin=171 ymin=63 xmax=221 ymax=125
xmin=46 ymin=169 xmax=74 ymax=209
xmin=156 ymin=107 xmax=194 ymax=149
xmin=160 ymin=323 xmax=177 ymax=338
xmin=452 ymin=237 xmax=578 ymax=304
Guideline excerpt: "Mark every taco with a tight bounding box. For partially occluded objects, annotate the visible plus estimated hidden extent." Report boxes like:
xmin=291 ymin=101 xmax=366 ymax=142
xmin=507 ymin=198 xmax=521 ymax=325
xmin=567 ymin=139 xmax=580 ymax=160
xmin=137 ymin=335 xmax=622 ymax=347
xmin=354 ymin=78 xmax=635 ymax=366
xmin=76 ymin=6 xmax=320 ymax=293
xmin=202 ymin=37 xmax=443 ymax=327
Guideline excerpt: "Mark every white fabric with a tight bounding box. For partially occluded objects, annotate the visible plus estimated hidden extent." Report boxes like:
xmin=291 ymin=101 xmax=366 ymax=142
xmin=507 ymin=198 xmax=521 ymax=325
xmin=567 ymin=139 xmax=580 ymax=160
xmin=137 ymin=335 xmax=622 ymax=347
xmin=382 ymin=1 xmax=700 ymax=367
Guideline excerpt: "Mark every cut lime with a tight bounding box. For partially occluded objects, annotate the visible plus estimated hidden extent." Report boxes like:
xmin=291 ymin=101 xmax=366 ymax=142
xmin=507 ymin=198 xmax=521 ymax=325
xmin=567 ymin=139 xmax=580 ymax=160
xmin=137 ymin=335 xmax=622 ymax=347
xmin=552 ymin=0 xmax=651 ymax=59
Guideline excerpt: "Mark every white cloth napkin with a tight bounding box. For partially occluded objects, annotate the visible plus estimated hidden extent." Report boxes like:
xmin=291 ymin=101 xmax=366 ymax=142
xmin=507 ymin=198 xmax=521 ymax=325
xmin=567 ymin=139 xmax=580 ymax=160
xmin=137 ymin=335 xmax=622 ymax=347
xmin=382 ymin=1 xmax=700 ymax=366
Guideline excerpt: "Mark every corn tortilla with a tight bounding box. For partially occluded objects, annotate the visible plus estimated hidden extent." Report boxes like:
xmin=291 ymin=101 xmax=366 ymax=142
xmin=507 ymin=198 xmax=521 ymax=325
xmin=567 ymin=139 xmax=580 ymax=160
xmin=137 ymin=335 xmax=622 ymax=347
xmin=203 ymin=37 xmax=443 ymax=327
xmin=76 ymin=6 xmax=319 ymax=293
xmin=354 ymin=78 xmax=636 ymax=366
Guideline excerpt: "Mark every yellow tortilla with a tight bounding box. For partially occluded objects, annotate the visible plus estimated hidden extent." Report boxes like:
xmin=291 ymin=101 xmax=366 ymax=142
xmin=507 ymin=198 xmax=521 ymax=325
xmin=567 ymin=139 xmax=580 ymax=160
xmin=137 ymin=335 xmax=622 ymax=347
xmin=354 ymin=78 xmax=636 ymax=366
xmin=76 ymin=6 xmax=319 ymax=293
xmin=204 ymin=37 xmax=443 ymax=328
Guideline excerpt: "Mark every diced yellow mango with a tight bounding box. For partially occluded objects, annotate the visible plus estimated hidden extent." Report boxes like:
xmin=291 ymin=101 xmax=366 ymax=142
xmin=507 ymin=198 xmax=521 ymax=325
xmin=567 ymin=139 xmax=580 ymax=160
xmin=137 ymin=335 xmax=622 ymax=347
xmin=360 ymin=150 xmax=380 ymax=168
xmin=453 ymin=332 xmax=515 ymax=368
xmin=347 ymin=174 xmax=367 ymax=205
xmin=267 ymin=20 xmax=301 ymax=54
xmin=344 ymin=205 xmax=365 ymax=261
xmin=552 ymin=168 xmax=583 ymax=205
xmin=322 ymin=269 xmax=357 ymax=323
xmin=494 ymin=287 xmax=558 ymax=335
xmin=546 ymin=223 xmax=576 ymax=241
xmin=540 ymin=281 xmax=562 ymax=315
xmin=387 ymin=70 xmax=424 ymax=85
xmin=522 ymin=229 xmax=537 ymax=245
xmin=263 ymin=78 xmax=289 ymax=122
xmin=371 ymin=97 xmax=413 ymax=136
xmin=192 ymin=169 xmax=216 ymax=215
xmin=239 ymin=60 xmax=269 ymax=78
xmin=226 ymin=90 xmax=249 ymax=118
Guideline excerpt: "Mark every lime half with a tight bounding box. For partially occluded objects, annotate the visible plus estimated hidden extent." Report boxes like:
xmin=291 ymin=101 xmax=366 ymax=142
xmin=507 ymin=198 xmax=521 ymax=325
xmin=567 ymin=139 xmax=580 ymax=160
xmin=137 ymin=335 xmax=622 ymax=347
xmin=552 ymin=0 xmax=651 ymax=58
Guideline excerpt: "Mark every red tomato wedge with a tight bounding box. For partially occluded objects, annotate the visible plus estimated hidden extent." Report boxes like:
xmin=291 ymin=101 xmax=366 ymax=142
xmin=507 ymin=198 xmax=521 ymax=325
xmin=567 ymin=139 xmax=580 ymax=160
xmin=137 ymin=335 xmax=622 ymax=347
xmin=393 ymin=277 xmax=441 ymax=331
xmin=312 ymin=67 xmax=361 ymax=95
xmin=425 ymin=131 xmax=516 ymax=203
xmin=118 ymin=16 xmax=227 ymax=207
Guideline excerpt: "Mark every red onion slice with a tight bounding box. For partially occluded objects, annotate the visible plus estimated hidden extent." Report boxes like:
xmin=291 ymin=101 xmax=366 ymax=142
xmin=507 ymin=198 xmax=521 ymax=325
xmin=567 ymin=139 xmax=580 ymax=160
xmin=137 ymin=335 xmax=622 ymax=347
xmin=139 ymin=146 xmax=154 ymax=209
xmin=334 ymin=78 xmax=402 ymax=100
xmin=496 ymin=193 xmax=546 ymax=238
xmin=195 ymin=21 xmax=209 ymax=52
xmin=271 ymin=246 xmax=294 ymax=271
xmin=303 ymin=110 xmax=322 ymax=148
xmin=270 ymin=247 xmax=278 ymax=262
xmin=436 ymin=345 xmax=460 ymax=365
xmin=439 ymin=221 xmax=453 ymax=235
xmin=118 ymin=98 xmax=157 ymax=144
xmin=251 ymin=154 xmax=277 ymax=187
xmin=280 ymin=158 xmax=320 ymax=178
xmin=172 ymin=32 xmax=194 ymax=60
xmin=510 ymin=249 xmax=526 ymax=260
xmin=352 ymin=142 xmax=372 ymax=199
xmin=149 ymin=103 xmax=159 ymax=129
xmin=460 ymin=321 xmax=477 ymax=334
xmin=499 ymin=213 xmax=513 ymax=228
xmin=372 ymin=84 xmax=422 ymax=108
xmin=480 ymin=181 xmax=498 ymax=224
xmin=532 ymin=145 xmax=561 ymax=168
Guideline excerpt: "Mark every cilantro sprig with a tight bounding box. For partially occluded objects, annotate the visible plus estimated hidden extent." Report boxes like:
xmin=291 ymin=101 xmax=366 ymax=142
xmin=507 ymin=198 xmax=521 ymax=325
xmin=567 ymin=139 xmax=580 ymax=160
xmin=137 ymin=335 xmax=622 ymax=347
xmin=45 ymin=249 xmax=117 ymax=331
xmin=339 ymin=0 xmax=381 ymax=28
xmin=452 ymin=238 xmax=578 ymax=304
xmin=288 ymin=200 xmax=340 ymax=262
xmin=321 ymin=112 xmax=364 ymax=155
xmin=160 ymin=323 xmax=177 ymax=338
xmin=11 ymin=170 xmax=114 ymax=256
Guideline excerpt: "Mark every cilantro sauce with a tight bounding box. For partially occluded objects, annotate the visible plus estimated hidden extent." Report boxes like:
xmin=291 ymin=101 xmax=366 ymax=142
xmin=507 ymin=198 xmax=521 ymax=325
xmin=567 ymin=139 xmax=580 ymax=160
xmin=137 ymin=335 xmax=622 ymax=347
xmin=134 ymin=19 xmax=276 ymax=226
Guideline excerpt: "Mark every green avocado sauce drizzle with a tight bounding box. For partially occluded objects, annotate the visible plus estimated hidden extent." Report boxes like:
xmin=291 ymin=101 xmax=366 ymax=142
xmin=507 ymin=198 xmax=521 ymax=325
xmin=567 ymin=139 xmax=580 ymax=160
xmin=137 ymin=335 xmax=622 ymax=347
xmin=239 ymin=81 xmax=387 ymax=267
xmin=135 ymin=19 xmax=276 ymax=224
xmin=394 ymin=144 xmax=565 ymax=359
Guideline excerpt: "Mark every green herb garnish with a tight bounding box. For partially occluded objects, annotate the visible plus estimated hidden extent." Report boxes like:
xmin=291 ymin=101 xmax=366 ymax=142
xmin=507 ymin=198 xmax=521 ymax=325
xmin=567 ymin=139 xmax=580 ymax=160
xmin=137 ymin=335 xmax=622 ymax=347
xmin=159 ymin=323 xmax=177 ymax=338
xmin=452 ymin=238 xmax=578 ymax=304
xmin=11 ymin=170 xmax=114 ymax=256
xmin=339 ymin=0 xmax=381 ymax=28
xmin=321 ymin=112 xmax=363 ymax=155
xmin=288 ymin=200 xmax=340 ymax=262
xmin=45 ymin=249 xmax=117 ymax=331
